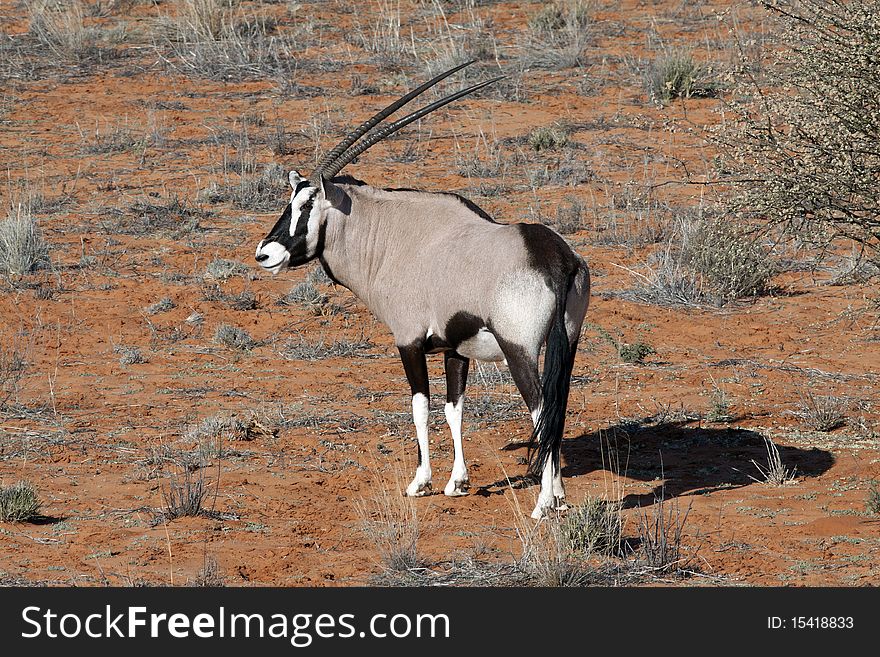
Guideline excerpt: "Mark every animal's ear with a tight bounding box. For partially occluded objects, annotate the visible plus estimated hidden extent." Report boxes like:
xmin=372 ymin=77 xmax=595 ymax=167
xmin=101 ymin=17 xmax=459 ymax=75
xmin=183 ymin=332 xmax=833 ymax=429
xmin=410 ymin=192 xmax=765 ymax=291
xmin=288 ymin=170 xmax=306 ymax=190
xmin=317 ymin=176 xmax=346 ymax=209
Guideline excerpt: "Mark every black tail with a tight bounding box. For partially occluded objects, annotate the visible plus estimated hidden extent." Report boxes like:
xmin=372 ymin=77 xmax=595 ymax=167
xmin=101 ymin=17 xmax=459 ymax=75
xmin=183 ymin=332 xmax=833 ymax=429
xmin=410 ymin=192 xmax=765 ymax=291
xmin=527 ymin=272 xmax=577 ymax=478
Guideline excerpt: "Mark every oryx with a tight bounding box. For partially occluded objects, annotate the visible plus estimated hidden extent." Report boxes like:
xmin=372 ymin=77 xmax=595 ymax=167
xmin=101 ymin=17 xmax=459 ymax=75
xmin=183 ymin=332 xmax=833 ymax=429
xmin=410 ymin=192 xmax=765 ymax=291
xmin=255 ymin=62 xmax=590 ymax=518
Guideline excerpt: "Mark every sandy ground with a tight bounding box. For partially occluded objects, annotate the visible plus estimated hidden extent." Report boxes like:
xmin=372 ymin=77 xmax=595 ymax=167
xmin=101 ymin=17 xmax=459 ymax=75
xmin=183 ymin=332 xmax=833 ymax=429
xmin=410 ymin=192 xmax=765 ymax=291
xmin=1 ymin=0 xmax=878 ymax=586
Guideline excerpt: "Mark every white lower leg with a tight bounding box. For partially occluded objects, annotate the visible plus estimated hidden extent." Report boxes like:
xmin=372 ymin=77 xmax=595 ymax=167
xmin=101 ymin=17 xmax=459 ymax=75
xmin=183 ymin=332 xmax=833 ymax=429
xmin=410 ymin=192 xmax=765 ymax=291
xmin=532 ymin=457 xmax=558 ymax=518
xmin=443 ymin=397 xmax=469 ymax=496
xmin=406 ymin=392 xmax=432 ymax=496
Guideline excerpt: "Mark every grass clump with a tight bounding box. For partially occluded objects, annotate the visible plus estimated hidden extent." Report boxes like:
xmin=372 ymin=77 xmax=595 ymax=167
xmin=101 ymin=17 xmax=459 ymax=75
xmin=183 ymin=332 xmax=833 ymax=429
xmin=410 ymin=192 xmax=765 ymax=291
xmin=553 ymin=196 xmax=586 ymax=235
xmin=636 ymin=496 xmax=693 ymax=574
xmin=26 ymin=0 xmax=103 ymax=63
xmin=749 ymin=436 xmax=797 ymax=486
xmin=524 ymin=0 xmax=592 ymax=69
xmin=108 ymin=196 xmax=207 ymax=237
xmin=213 ymin=323 xmax=256 ymax=350
xmin=145 ymin=297 xmax=175 ymax=315
xmin=559 ymin=497 xmax=622 ymax=556
xmin=0 ymin=481 xmax=41 ymax=522
xmin=203 ymin=258 xmax=250 ymax=282
xmin=591 ymin=324 xmax=655 ymax=364
xmin=528 ymin=124 xmax=569 ymax=152
xmin=162 ymin=0 xmax=298 ymax=82
xmin=114 ymin=345 xmax=148 ymax=366
xmin=0 ymin=205 xmax=50 ymax=281
xmin=867 ymin=481 xmax=880 ymax=515
xmin=706 ymin=385 xmax=734 ymax=423
xmin=624 ymin=218 xmax=774 ymax=307
xmin=357 ymin=484 xmax=422 ymax=573
xmin=794 ymin=391 xmax=847 ymax=432
xmin=160 ymin=468 xmax=209 ymax=521
xmin=645 ymin=49 xmax=717 ymax=104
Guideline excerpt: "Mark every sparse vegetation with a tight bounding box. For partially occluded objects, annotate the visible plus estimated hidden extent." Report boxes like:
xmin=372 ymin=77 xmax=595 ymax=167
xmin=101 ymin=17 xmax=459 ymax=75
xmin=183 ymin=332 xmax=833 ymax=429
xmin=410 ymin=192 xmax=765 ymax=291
xmin=159 ymin=467 xmax=210 ymax=521
xmin=193 ymin=555 xmax=225 ymax=586
xmin=0 ymin=342 xmax=27 ymax=409
xmin=107 ymin=196 xmax=207 ymax=237
xmin=114 ymin=344 xmax=147 ymax=366
xmin=524 ymin=0 xmax=593 ymax=69
xmin=707 ymin=385 xmax=734 ymax=423
xmin=552 ymin=196 xmax=586 ymax=235
xmin=26 ymin=0 xmax=102 ymax=63
xmin=279 ymin=335 xmax=374 ymax=361
xmin=145 ymin=297 xmax=175 ymax=315
xmin=203 ymin=258 xmax=250 ymax=282
xmin=0 ymin=480 xmax=41 ymax=522
xmin=161 ymin=0 xmax=299 ymax=82
xmin=528 ymin=124 xmax=569 ymax=152
xmin=591 ymin=324 xmax=655 ymax=364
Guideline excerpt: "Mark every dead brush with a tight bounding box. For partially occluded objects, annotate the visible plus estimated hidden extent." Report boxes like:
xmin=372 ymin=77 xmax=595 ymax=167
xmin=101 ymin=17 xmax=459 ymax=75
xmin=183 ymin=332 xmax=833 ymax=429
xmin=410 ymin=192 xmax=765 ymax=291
xmin=155 ymin=460 xmax=229 ymax=524
xmin=160 ymin=0 xmax=299 ymax=81
xmin=635 ymin=494 xmax=693 ymax=575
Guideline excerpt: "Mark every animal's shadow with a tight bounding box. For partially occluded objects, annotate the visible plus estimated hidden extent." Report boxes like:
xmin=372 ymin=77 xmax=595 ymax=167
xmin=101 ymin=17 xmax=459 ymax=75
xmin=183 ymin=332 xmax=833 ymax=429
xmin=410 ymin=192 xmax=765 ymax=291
xmin=481 ymin=419 xmax=834 ymax=509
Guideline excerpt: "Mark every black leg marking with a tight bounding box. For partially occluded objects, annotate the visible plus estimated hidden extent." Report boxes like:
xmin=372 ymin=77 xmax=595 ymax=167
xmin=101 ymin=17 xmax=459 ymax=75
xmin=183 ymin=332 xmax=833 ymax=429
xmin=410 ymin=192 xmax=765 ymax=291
xmin=398 ymin=342 xmax=429 ymax=466
xmin=496 ymin=338 xmax=541 ymax=415
xmin=398 ymin=343 xmax=429 ymax=397
xmin=444 ymin=351 xmax=470 ymax=404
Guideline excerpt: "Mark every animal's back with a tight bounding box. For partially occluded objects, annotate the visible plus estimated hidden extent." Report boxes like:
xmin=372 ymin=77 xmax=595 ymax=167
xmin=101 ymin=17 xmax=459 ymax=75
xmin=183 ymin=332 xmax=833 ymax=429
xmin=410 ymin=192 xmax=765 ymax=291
xmin=345 ymin=184 xmax=583 ymax=352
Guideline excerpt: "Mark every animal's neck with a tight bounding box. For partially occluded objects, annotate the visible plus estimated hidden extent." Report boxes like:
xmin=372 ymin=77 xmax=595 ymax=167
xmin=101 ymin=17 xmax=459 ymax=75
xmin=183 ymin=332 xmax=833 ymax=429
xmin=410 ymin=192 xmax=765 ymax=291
xmin=318 ymin=188 xmax=391 ymax=307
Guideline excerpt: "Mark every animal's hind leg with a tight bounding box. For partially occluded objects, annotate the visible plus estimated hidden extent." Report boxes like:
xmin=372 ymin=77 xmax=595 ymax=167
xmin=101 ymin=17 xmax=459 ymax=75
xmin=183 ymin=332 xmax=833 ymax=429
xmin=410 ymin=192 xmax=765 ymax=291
xmin=498 ymin=341 xmax=566 ymax=517
xmin=398 ymin=344 xmax=432 ymax=497
xmin=443 ymin=351 xmax=470 ymax=496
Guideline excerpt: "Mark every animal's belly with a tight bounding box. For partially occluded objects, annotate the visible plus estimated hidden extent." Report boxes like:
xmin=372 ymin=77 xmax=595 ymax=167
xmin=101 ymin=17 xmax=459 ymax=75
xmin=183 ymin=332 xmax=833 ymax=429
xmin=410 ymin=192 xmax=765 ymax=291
xmin=456 ymin=329 xmax=505 ymax=362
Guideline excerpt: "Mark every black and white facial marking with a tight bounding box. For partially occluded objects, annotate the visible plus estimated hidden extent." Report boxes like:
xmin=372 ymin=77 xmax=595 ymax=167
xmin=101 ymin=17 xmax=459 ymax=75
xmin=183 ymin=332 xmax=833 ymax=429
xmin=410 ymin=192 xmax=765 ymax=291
xmin=254 ymin=171 xmax=323 ymax=273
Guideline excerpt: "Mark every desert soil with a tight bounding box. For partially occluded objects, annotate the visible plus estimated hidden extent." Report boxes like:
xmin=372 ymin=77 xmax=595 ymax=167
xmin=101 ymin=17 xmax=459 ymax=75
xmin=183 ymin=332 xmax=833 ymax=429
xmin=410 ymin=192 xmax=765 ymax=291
xmin=0 ymin=0 xmax=878 ymax=586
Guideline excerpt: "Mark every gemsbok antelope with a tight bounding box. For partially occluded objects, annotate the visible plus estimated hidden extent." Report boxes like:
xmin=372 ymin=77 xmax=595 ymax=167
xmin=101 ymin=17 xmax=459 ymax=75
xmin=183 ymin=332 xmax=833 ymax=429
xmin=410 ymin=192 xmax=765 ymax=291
xmin=255 ymin=62 xmax=590 ymax=518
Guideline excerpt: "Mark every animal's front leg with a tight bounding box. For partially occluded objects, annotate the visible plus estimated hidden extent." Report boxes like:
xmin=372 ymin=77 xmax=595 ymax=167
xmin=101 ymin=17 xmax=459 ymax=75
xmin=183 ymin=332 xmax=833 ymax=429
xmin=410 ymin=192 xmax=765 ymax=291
xmin=443 ymin=351 xmax=470 ymax=496
xmin=398 ymin=343 xmax=432 ymax=496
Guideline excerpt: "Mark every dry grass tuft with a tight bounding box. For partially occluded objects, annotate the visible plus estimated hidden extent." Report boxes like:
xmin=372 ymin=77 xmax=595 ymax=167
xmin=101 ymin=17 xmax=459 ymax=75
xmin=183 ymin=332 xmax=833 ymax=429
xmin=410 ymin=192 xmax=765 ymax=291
xmin=0 ymin=481 xmax=42 ymax=522
xmin=0 ymin=205 xmax=50 ymax=281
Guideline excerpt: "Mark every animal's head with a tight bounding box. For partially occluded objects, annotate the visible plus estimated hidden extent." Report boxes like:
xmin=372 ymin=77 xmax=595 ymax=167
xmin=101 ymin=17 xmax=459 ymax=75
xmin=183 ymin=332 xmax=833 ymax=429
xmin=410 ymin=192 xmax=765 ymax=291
xmin=254 ymin=171 xmax=344 ymax=273
xmin=254 ymin=60 xmax=502 ymax=273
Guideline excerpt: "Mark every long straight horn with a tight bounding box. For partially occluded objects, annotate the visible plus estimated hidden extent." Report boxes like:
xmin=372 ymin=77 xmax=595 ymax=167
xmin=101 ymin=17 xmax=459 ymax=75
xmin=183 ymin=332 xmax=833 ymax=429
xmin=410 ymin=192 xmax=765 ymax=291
xmin=322 ymin=76 xmax=504 ymax=180
xmin=310 ymin=60 xmax=476 ymax=184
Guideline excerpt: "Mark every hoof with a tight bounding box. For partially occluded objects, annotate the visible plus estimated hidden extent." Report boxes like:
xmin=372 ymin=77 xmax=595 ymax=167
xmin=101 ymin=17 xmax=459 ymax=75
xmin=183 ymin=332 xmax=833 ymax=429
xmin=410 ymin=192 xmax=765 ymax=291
xmin=443 ymin=478 xmax=470 ymax=497
xmin=530 ymin=497 xmax=568 ymax=519
xmin=405 ymin=481 xmax=432 ymax=497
